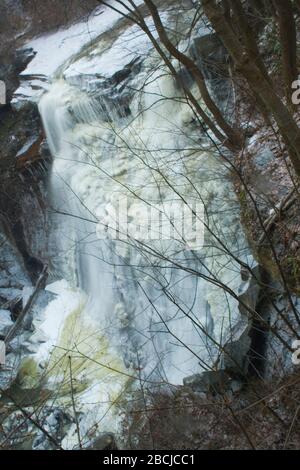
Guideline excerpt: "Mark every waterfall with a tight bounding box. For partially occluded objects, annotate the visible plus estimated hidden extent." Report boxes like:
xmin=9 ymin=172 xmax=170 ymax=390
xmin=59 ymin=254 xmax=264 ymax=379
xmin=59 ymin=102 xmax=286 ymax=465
xmin=38 ymin=71 xmax=247 ymax=368
xmin=32 ymin=7 xmax=251 ymax=447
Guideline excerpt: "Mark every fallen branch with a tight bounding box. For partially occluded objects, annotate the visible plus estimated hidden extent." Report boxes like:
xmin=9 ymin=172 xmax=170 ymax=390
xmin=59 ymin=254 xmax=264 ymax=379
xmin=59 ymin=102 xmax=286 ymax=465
xmin=4 ymin=264 xmax=48 ymax=345
xmin=0 ymin=388 xmax=63 ymax=450
xmin=258 ymin=189 xmax=297 ymax=245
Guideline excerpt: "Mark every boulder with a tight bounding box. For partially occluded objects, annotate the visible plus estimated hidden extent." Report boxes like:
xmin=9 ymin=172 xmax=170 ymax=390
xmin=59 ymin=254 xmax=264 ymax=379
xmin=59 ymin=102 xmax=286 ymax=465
xmin=183 ymin=369 xmax=245 ymax=396
xmin=221 ymin=318 xmax=252 ymax=376
xmin=183 ymin=370 xmax=232 ymax=394
xmin=90 ymin=433 xmax=118 ymax=450
xmin=0 ymin=47 xmax=36 ymax=105
xmin=238 ymin=261 xmax=261 ymax=317
xmin=219 ymin=262 xmax=261 ymax=376
xmin=254 ymin=147 xmax=274 ymax=170
xmin=191 ymin=33 xmax=229 ymax=80
xmin=32 ymin=407 xmax=73 ymax=450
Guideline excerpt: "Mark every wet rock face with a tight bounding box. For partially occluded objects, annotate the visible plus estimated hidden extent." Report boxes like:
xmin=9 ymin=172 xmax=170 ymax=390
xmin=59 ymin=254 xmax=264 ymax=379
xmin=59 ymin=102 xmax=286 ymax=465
xmin=192 ymin=33 xmax=229 ymax=79
xmin=0 ymin=44 xmax=51 ymax=282
xmin=0 ymin=310 xmax=14 ymax=339
xmin=89 ymin=433 xmax=118 ymax=450
xmin=191 ymin=32 xmax=232 ymax=111
xmin=67 ymin=56 xmax=144 ymax=122
xmin=0 ymin=103 xmax=50 ymax=283
xmin=0 ymin=257 xmax=55 ymax=391
xmin=1 ymin=405 xmax=73 ymax=450
xmin=32 ymin=408 xmax=73 ymax=450
xmin=238 ymin=262 xmax=261 ymax=317
xmin=0 ymin=48 xmax=36 ymax=110
xmin=221 ymin=319 xmax=252 ymax=376
xmin=183 ymin=370 xmax=243 ymax=396
xmin=0 ymin=231 xmax=29 ymax=388
xmin=188 ymin=266 xmax=261 ymax=386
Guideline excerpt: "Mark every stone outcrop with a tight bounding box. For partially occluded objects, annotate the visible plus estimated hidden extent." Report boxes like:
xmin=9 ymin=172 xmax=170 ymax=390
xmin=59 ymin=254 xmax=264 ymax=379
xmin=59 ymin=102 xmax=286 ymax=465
xmin=0 ymin=310 xmax=14 ymax=337
xmin=0 ymin=57 xmax=51 ymax=282
xmin=190 ymin=32 xmax=232 ymax=111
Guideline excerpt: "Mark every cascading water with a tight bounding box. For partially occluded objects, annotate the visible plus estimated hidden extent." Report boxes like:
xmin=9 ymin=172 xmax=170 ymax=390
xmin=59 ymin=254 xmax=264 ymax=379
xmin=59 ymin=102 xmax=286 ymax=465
xmin=14 ymin=4 xmax=254 ymax=448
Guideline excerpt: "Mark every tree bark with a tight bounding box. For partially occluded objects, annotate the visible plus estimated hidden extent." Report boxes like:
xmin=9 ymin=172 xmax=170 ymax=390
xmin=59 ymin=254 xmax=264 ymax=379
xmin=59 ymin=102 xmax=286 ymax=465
xmin=228 ymin=0 xmax=270 ymax=82
xmin=221 ymin=0 xmax=232 ymax=25
xmin=202 ymin=0 xmax=300 ymax=178
xmin=228 ymin=0 xmax=273 ymax=123
xmin=273 ymin=0 xmax=298 ymax=108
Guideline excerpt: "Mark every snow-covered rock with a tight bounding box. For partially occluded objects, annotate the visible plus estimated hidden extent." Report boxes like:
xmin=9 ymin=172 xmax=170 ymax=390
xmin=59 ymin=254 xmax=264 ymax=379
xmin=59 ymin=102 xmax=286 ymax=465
xmin=12 ymin=0 xmax=144 ymax=108
xmin=0 ymin=309 xmax=14 ymax=337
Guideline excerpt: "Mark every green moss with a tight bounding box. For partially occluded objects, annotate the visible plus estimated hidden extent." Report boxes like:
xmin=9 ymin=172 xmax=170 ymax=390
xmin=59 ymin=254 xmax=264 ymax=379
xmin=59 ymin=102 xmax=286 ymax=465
xmin=17 ymin=357 xmax=39 ymax=389
xmin=44 ymin=301 xmax=130 ymax=401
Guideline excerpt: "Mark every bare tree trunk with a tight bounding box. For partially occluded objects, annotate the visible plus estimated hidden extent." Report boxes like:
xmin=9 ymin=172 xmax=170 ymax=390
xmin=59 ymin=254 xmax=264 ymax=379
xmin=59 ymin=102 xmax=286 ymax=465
xmin=144 ymin=0 xmax=244 ymax=149
xmin=202 ymin=0 xmax=300 ymax=178
xmin=295 ymin=0 xmax=300 ymax=15
xmin=228 ymin=0 xmax=270 ymax=82
xmin=250 ymin=0 xmax=267 ymax=14
xmin=265 ymin=0 xmax=277 ymax=17
xmin=228 ymin=0 xmax=273 ymax=123
xmin=221 ymin=0 xmax=232 ymax=25
xmin=273 ymin=0 xmax=298 ymax=108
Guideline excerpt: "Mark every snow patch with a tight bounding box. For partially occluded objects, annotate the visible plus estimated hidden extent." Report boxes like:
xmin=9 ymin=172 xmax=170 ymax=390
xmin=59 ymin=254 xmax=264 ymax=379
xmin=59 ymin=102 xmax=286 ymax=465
xmin=63 ymin=15 xmax=163 ymax=80
xmin=32 ymin=279 xmax=86 ymax=362
xmin=12 ymin=0 xmax=144 ymax=107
